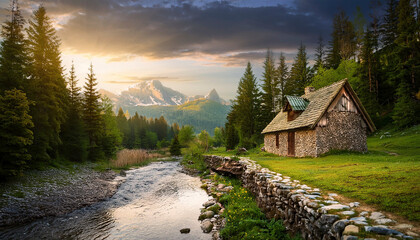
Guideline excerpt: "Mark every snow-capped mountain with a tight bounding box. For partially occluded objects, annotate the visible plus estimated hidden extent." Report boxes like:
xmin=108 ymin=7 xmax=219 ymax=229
xmin=100 ymin=80 xmax=228 ymax=107
xmin=118 ymin=80 xmax=188 ymax=106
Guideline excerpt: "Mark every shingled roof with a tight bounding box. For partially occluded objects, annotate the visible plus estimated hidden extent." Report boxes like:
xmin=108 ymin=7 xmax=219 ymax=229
xmin=262 ymin=79 xmax=375 ymax=134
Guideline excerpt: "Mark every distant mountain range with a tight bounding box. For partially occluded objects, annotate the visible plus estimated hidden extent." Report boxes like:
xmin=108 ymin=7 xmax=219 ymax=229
xmin=100 ymin=80 xmax=230 ymax=134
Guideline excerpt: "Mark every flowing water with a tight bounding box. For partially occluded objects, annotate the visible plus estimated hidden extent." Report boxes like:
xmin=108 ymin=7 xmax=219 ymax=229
xmin=0 ymin=161 xmax=212 ymax=240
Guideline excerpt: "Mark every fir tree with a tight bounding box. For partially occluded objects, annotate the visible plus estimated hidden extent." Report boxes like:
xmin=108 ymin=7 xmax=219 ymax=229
xmin=289 ymin=43 xmax=311 ymax=95
xmin=100 ymin=97 xmax=122 ymax=158
xmin=169 ymin=135 xmax=181 ymax=156
xmin=0 ymin=89 xmax=33 ymax=178
xmin=60 ymin=63 xmax=88 ymax=162
xmin=83 ymin=63 xmax=103 ymax=160
xmin=392 ymin=80 xmax=418 ymax=128
xmin=326 ymin=11 xmax=357 ymax=68
xmin=0 ymin=0 xmax=27 ymax=91
xmin=260 ymin=50 xmax=277 ymax=125
xmin=313 ymin=36 xmax=325 ymax=72
xmin=277 ymin=53 xmax=289 ymax=109
xmin=381 ymin=0 xmax=400 ymax=47
xmin=26 ymin=6 xmax=67 ymax=162
xmin=234 ymin=62 xmax=262 ymax=147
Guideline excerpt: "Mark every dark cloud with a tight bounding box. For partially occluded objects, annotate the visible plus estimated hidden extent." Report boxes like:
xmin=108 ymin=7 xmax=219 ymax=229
xmin=21 ymin=0 xmax=383 ymax=62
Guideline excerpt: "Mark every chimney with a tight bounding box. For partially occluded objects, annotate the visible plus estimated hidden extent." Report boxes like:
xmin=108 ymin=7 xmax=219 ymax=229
xmin=305 ymin=86 xmax=315 ymax=95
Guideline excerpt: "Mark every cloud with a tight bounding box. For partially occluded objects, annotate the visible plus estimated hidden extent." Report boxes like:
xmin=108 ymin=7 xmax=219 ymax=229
xmin=20 ymin=0 xmax=378 ymax=64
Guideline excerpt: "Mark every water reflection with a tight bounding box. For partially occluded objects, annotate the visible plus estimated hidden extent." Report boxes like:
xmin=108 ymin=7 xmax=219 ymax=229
xmin=0 ymin=161 xmax=211 ymax=240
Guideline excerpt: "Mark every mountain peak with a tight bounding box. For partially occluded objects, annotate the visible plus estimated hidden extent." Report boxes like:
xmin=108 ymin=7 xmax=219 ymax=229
xmin=206 ymin=89 xmax=220 ymax=102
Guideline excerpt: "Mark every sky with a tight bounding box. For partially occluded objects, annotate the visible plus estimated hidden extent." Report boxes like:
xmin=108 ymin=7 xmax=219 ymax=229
xmin=0 ymin=0 xmax=384 ymax=100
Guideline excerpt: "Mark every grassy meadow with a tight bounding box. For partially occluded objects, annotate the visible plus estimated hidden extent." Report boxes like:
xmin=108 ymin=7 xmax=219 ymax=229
xmin=208 ymin=125 xmax=420 ymax=221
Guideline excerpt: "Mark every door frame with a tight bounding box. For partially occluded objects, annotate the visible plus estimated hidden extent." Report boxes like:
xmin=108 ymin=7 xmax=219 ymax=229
xmin=288 ymin=132 xmax=295 ymax=156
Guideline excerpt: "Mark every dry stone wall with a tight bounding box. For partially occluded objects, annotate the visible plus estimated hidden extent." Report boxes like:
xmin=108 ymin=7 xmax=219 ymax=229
xmin=204 ymin=155 xmax=416 ymax=240
xmin=295 ymin=130 xmax=317 ymax=157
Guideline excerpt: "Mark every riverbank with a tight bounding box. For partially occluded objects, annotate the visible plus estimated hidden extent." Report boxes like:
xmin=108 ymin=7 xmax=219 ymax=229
xmin=0 ymin=163 xmax=123 ymax=227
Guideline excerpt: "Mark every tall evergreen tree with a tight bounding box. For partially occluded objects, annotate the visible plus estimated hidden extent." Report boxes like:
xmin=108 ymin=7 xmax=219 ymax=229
xmin=100 ymin=97 xmax=122 ymax=158
xmin=313 ymin=36 xmax=325 ymax=72
xmin=26 ymin=6 xmax=67 ymax=162
xmin=169 ymin=135 xmax=181 ymax=156
xmin=260 ymin=50 xmax=277 ymax=125
xmin=60 ymin=63 xmax=88 ymax=162
xmin=83 ymin=63 xmax=102 ymax=160
xmin=0 ymin=89 xmax=33 ymax=178
xmin=0 ymin=0 xmax=27 ymax=91
xmin=276 ymin=53 xmax=289 ymax=109
xmin=326 ymin=11 xmax=357 ymax=68
xmin=381 ymin=0 xmax=400 ymax=47
xmin=289 ymin=43 xmax=311 ymax=96
xmin=234 ymin=62 xmax=262 ymax=146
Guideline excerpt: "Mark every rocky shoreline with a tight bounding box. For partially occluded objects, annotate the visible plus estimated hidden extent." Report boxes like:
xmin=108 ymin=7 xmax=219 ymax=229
xmin=0 ymin=165 xmax=123 ymax=227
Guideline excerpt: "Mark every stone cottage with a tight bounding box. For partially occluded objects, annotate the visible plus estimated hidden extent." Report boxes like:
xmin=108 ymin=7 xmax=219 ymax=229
xmin=262 ymin=79 xmax=375 ymax=157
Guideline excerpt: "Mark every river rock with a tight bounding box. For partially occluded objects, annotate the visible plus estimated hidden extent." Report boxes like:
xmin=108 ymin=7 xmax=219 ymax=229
xmin=203 ymin=200 xmax=216 ymax=208
xmin=119 ymin=170 xmax=126 ymax=177
xmin=322 ymin=204 xmax=350 ymax=211
xmin=343 ymin=225 xmax=359 ymax=234
xmin=374 ymin=218 xmax=394 ymax=225
xmin=180 ymin=228 xmax=190 ymax=234
xmin=341 ymin=211 xmax=355 ymax=215
xmin=364 ymin=226 xmax=403 ymax=236
xmin=201 ymin=220 xmax=213 ymax=233
xmin=199 ymin=211 xmax=214 ymax=220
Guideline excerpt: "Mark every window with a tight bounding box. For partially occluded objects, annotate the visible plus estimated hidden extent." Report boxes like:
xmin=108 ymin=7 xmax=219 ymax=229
xmin=275 ymin=133 xmax=279 ymax=148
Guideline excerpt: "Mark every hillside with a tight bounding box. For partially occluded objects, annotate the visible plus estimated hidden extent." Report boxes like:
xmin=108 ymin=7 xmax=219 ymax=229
xmin=117 ymin=99 xmax=230 ymax=134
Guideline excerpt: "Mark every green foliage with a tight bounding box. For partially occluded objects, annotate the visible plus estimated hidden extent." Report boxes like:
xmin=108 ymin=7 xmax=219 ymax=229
xmin=169 ymin=135 xmax=181 ymax=156
xmin=0 ymin=1 xmax=27 ymax=91
xmin=180 ymin=148 xmax=207 ymax=173
xmin=178 ymin=125 xmax=195 ymax=146
xmin=60 ymin=62 xmax=88 ymax=162
xmin=83 ymin=64 xmax=103 ymax=161
xmin=289 ymin=43 xmax=312 ymax=96
xmin=26 ymin=6 xmax=67 ymax=162
xmin=260 ymin=50 xmax=277 ymax=125
xmin=0 ymin=89 xmax=34 ymax=178
xmin=198 ymin=130 xmax=211 ymax=152
xmin=311 ymin=60 xmax=359 ymax=89
xmin=325 ymin=11 xmax=356 ymax=69
xmin=213 ymin=127 xmax=225 ymax=147
xmin=217 ymin=175 xmax=298 ymax=240
xmin=276 ymin=53 xmax=289 ymax=109
xmin=100 ymin=97 xmax=122 ymax=158
xmin=392 ymin=80 xmax=419 ymax=128
xmin=120 ymin=99 xmax=229 ymax=135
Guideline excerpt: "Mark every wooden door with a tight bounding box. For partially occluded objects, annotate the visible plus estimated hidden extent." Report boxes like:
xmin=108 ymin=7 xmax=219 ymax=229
xmin=288 ymin=132 xmax=295 ymax=156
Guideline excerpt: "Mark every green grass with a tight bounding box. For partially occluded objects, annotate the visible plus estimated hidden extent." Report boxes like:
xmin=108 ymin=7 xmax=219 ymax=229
xmin=208 ymin=125 xmax=420 ymax=221
xmin=208 ymin=174 xmax=300 ymax=240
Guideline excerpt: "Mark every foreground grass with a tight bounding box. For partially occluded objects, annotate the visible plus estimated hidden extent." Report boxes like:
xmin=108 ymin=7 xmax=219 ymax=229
xmin=208 ymin=125 xmax=420 ymax=221
xmin=212 ymin=174 xmax=300 ymax=240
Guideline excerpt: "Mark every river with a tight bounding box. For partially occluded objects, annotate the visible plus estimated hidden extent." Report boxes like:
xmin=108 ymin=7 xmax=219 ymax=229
xmin=0 ymin=161 xmax=212 ymax=240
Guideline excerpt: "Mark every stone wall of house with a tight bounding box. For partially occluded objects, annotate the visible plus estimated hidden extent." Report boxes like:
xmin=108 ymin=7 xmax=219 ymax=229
xmin=264 ymin=132 xmax=288 ymax=156
xmin=295 ymin=130 xmax=317 ymax=157
xmin=264 ymin=130 xmax=317 ymax=157
xmin=316 ymin=111 xmax=367 ymax=156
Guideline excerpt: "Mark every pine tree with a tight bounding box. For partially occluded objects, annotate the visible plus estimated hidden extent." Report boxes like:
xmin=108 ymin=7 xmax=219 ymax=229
xmin=60 ymin=63 xmax=88 ymax=162
xmin=83 ymin=63 xmax=103 ymax=160
xmin=289 ymin=43 xmax=311 ymax=96
xmin=0 ymin=0 xmax=27 ymax=91
xmin=169 ymin=135 xmax=181 ymax=156
xmin=26 ymin=6 xmax=67 ymax=162
xmin=260 ymin=50 xmax=277 ymax=125
xmin=313 ymin=36 xmax=325 ymax=72
xmin=382 ymin=0 xmax=400 ymax=47
xmin=277 ymin=53 xmax=289 ymax=109
xmin=0 ymin=89 xmax=33 ymax=178
xmin=392 ymin=80 xmax=418 ymax=128
xmin=326 ymin=11 xmax=357 ymax=68
xmin=234 ymin=62 xmax=262 ymax=147
xmin=116 ymin=107 xmax=130 ymax=148
xmin=100 ymin=96 xmax=122 ymax=158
